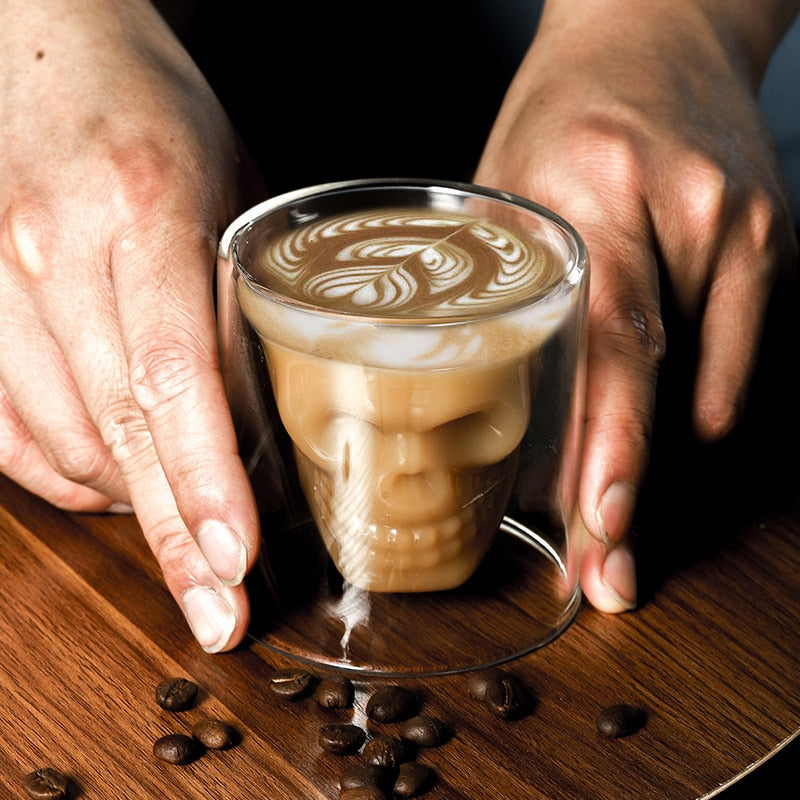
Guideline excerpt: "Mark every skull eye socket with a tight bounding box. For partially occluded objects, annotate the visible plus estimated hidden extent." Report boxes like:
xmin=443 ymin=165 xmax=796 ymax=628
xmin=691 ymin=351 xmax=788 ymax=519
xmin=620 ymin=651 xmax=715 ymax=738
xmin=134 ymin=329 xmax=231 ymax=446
xmin=438 ymin=405 xmax=528 ymax=466
xmin=300 ymin=413 xmax=379 ymax=468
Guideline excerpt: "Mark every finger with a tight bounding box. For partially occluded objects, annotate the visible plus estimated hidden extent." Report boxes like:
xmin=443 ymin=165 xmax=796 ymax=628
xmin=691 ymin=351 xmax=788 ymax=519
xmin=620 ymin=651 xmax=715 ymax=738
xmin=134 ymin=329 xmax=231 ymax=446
xmin=648 ymin=146 xmax=797 ymax=440
xmin=132 ymin=478 xmax=252 ymax=653
xmin=48 ymin=306 xmax=251 ymax=651
xmin=0 ymin=380 xmax=118 ymax=511
xmin=691 ymin=194 xmax=795 ymax=440
xmin=575 ymin=221 xmax=666 ymax=613
xmin=112 ymin=229 xmax=260 ymax=585
xmin=0 ymin=278 xmax=129 ymax=506
xmin=10 ymin=223 xmax=253 ymax=651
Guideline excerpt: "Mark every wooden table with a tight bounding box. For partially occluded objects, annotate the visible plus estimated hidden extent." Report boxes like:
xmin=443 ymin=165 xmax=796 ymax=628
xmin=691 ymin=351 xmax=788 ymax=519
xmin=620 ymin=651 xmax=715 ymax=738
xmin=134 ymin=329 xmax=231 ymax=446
xmin=1 ymin=284 xmax=798 ymax=799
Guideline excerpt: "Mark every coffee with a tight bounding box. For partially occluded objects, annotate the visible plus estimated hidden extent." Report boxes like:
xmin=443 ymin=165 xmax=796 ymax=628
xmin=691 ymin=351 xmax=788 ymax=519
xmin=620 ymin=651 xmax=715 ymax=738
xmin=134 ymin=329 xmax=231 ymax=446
xmin=467 ymin=667 xmax=533 ymax=720
xmin=365 ymin=684 xmax=418 ymax=723
xmin=192 ymin=718 xmax=237 ymax=750
xmin=393 ymin=762 xmax=436 ymax=799
xmin=596 ymin=704 xmax=646 ymax=738
xmin=22 ymin=767 xmax=69 ymax=800
xmin=236 ymin=208 xmax=570 ymax=592
xmin=315 ymin=674 xmax=355 ymax=708
xmin=268 ymin=667 xmax=315 ymax=699
xmin=397 ymin=715 xmax=450 ymax=748
xmin=154 ymin=676 xmax=198 ymax=711
xmin=318 ymin=723 xmax=367 ymax=754
xmin=152 ymin=733 xmax=198 ymax=765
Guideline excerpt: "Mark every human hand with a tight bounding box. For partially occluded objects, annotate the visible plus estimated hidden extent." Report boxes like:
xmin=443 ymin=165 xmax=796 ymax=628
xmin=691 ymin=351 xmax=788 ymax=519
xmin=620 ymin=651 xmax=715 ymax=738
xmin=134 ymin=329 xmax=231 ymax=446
xmin=475 ymin=0 xmax=799 ymax=612
xmin=0 ymin=1 xmax=261 ymax=650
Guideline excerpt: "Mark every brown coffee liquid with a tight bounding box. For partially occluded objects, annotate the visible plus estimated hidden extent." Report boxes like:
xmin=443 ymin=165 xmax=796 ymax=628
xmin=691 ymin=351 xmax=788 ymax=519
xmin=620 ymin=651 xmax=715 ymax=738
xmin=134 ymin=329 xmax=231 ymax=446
xmin=237 ymin=208 xmax=566 ymax=591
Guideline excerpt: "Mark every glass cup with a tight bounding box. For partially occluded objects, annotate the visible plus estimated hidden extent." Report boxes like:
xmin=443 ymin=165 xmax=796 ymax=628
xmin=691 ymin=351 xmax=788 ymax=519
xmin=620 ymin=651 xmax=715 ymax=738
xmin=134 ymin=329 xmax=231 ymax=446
xmin=217 ymin=179 xmax=588 ymax=675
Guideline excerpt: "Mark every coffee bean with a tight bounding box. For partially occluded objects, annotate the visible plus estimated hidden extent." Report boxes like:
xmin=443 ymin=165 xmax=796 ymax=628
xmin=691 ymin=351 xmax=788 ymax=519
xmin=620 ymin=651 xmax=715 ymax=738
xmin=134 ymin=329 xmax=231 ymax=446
xmin=596 ymin=703 xmax=646 ymax=738
xmin=466 ymin=667 xmax=507 ymax=702
xmin=154 ymin=677 xmax=198 ymax=711
xmin=340 ymin=787 xmax=389 ymax=800
xmin=269 ymin=667 xmax=315 ymax=699
xmin=340 ymin=763 xmax=392 ymax=791
xmin=366 ymin=685 xmax=417 ymax=723
xmin=192 ymin=718 xmax=237 ymax=750
xmin=483 ymin=672 xmax=530 ymax=720
xmin=393 ymin=761 xmax=436 ymax=798
xmin=362 ymin=735 xmax=406 ymax=768
xmin=152 ymin=733 xmax=199 ymax=765
xmin=398 ymin=715 xmax=451 ymax=747
xmin=22 ymin=767 xmax=69 ymax=800
xmin=318 ymin=723 xmax=366 ymax=755
xmin=315 ymin=675 xmax=355 ymax=709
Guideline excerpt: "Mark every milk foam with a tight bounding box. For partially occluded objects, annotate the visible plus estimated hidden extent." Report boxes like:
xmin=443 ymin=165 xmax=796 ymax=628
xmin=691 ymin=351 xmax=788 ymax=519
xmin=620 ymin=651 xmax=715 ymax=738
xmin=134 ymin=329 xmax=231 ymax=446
xmin=237 ymin=208 xmax=575 ymax=369
xmin=260 ymin=209 xmax=563 ymax=316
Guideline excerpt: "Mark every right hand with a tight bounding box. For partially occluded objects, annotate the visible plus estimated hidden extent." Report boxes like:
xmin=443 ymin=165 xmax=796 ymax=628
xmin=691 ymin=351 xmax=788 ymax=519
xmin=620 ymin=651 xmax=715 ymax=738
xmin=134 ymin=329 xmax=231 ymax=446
xmin=475 ymin=0 xmax=799 ymax=613
xmin=0 ymin=1 xmax=263 ymax=652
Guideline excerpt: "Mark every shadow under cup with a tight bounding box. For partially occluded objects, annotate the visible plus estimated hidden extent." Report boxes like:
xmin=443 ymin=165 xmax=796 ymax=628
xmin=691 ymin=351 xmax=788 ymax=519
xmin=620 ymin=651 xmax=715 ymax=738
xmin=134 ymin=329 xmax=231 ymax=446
xmin=217 ymin=179 xmax=588 ymax=676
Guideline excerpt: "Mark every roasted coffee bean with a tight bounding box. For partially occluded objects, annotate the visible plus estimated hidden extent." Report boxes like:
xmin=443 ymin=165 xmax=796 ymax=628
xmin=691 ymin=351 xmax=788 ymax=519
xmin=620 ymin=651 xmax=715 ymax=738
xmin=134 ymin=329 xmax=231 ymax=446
xmin=152 ymin=733 xmax=199 ymax=765
xmin=340 ymin=763 xmax=392 ymax=791
xmin=393 ymin=761 xmax=436 ymax=798
xmin=22 ymin=767 xmax=69 ymax=800
xmin=318 ymin=723 xmax=366 ymax=755
xmin=154 ymin=676 xmax=198 ymax=711
xmin=483 ymin=672 xmax=530 ymax=720
xmin=315 ymin=675 xmax=355 ymax=709
xmin=192 ymin=718 xmax=237 ymax=750
xmin=269 ymin=667 xmax=315 ymax=699
xmin=362 ymin=735 xmax=406 ymax=768
xmin=398 ymin=715 xmax=451 ymax=747
xmin=596 ymin=703 xmax=646 ymax=738
xmin=366 ymin=685 xmax=417 ymax=723
xmin=339 ymin=787 xmax=388 ymax=800
xmin=466 ymin=667 xmax=507 ymax=702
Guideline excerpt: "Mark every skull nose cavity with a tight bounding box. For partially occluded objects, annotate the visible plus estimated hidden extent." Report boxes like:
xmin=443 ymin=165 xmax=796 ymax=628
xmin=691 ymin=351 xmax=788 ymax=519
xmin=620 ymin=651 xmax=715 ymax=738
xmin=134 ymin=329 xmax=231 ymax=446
xmin=378 ymin=469 xmax=455 ymax=517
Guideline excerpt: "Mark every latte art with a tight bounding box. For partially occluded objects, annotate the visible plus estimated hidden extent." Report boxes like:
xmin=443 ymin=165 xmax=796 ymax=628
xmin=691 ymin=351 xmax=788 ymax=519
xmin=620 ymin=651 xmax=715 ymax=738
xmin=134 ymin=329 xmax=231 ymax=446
xmin=260 ymin=210 xmax=563 ymax=317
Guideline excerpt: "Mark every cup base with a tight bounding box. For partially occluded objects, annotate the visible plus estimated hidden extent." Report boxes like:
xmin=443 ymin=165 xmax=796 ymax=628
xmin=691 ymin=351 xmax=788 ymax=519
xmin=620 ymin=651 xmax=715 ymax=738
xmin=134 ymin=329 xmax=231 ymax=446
xmin=246 ymin=516 xmax=580 ymax=676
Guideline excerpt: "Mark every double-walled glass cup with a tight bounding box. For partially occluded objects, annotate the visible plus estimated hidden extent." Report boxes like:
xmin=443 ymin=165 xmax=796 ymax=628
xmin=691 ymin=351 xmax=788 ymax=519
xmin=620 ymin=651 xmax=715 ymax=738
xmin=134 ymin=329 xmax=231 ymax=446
xmin=217 ymin=179 xmax=588 ymax=675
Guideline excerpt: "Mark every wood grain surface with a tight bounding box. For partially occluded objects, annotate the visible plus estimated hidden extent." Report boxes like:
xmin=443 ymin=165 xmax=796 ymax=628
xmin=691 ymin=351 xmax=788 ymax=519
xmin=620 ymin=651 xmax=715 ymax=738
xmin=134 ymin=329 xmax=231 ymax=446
xmin=1 ymin=269 xmax=798 ymax=800
xmin=0 ymin=384 xmax=797 ymax=799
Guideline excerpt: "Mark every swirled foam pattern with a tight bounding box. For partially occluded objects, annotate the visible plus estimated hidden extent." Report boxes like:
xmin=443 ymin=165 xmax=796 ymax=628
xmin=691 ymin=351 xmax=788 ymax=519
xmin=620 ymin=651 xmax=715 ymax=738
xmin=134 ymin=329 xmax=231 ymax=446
xmin=258 ymin=209 xmax=564 ymax=317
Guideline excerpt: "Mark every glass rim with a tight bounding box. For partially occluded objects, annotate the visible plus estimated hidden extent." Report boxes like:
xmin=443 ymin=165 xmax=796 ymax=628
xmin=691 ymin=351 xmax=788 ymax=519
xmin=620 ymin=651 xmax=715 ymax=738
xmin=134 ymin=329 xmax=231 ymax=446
xmin=218 ymin=178 xmax=588 ymax=326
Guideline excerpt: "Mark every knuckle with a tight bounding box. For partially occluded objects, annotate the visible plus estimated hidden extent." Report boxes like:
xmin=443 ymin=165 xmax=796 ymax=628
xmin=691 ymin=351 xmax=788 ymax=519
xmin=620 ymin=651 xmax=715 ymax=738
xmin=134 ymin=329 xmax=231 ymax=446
xmin=678 ymin=153 xmax=730 ymax=233
xmin=742 ymin=188 xmax=795 ymax=278
xmin=97 ymin=403 xmax=157 ymax=472
xmin=593 ymin=299 xmax=667 ymax=371
xmin=574 ymin=121 xmax=644 ymax=195
xmin=0 ymin=195 xmax=55 ymax=282
xmin=128 ymin=339 xmax=206 ymax=413
xmin=0 ymin=396 xmax=32 ymax=474
xmin=102 ymin=137 xmax=183 ymax=221
xmin=44 ymin=435 xmax=116 ymax=489
xmin=146 ymin=516 xmax=213 ymax=579
xmin=595 ymin=407 xmax=654 ymax=456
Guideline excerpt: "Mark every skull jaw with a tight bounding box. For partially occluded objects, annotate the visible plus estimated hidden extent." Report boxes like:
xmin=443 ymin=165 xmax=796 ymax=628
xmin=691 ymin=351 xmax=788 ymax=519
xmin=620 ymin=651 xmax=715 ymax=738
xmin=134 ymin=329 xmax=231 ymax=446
xmin=295 ymin=450 xmax=518 ymax=592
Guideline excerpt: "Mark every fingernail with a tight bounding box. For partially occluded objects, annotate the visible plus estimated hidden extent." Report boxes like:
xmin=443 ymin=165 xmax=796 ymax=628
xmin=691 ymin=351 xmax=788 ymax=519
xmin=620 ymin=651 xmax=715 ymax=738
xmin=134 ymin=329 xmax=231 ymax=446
xmin=196 ymin=519 xmax=248 ymax=585
xmin=181 ymin=586 xmax=237 ymax=653
xmin=600 ymin=545 xmax=637 ymax=611
xmin=596 ymin=482 xmax=637 ymax=545
xmin=106 ymin=502 xmax=135 ymax=515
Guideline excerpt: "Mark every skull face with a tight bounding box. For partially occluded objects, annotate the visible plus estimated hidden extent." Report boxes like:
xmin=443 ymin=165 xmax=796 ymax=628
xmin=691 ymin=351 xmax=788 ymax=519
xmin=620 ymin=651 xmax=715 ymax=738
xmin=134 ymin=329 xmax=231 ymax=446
xmin=265 ymin=344 xmax=531 ymax=592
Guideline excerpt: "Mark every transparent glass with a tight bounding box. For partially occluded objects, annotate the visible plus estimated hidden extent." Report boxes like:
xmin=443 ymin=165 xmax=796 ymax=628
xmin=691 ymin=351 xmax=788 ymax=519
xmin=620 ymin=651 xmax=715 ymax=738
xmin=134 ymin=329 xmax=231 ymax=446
xmin=217 ymin=179 xmax=588 ymax=675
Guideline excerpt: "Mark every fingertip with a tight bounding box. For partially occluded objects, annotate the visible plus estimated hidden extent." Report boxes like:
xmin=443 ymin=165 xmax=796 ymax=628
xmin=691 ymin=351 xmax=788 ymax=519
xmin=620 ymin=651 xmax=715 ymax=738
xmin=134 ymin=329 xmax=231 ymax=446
xmin=180 ymin=584 xmax=249 ymax=653
xmin=693 ymin=395 xmax=741 ymax=442
xmin=581 ymin=540 xmax=637 ymax=613
xmin=196 ymin=518 xmax=249 ymax=586
xmin=596 ymin=481 xmax=637 ymax=545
